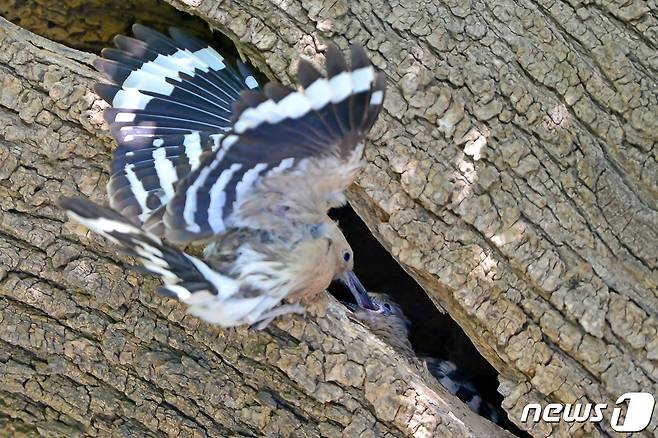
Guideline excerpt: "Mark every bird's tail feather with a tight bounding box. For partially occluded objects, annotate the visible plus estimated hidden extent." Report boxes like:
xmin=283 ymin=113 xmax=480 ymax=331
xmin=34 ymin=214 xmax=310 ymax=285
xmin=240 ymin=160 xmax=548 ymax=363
xmin=58 ymin=197 xmax=241 ymax=312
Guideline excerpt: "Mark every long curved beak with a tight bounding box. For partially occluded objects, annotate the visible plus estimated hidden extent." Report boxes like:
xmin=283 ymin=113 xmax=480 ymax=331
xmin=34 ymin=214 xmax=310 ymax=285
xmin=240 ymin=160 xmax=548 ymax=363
xmin=340 ymin=270 xmax=377 ymax=310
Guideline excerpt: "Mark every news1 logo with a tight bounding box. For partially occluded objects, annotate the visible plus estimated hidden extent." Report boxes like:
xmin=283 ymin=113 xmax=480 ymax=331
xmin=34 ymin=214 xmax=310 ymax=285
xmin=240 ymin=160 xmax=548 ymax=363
xmin=521 ymin=392 xmax=655 ymax=432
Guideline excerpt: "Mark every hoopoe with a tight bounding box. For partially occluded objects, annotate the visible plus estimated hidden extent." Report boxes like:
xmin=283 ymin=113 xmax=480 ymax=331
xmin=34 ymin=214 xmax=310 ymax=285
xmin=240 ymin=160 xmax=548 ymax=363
xmin=60 ymin=25 xmax=384 ymax=328
xmin=351 ymin=293 xmax=504 ymax=425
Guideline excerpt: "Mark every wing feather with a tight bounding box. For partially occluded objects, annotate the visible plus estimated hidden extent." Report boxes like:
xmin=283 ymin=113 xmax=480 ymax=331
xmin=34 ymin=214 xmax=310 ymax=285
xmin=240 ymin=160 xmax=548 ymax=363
xmin=59 ymin=197 xmax=287 ymax=327
xmin=156 ymin=45 xmax=386 ymax=243
xmin=96 ymin=25 xmax=260 ymax=228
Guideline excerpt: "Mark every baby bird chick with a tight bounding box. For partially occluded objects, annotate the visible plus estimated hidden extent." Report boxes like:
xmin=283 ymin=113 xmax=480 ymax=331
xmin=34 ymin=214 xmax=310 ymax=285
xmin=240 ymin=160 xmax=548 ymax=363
xmin=350 ymin=292 xmax=414 ymax=356
xmin=351 ymin=293 xmax=504 ymax=425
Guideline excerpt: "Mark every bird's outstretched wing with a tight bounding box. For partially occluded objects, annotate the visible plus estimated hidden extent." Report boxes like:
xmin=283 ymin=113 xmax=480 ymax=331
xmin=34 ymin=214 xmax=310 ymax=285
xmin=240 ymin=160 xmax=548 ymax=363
xmin=58 ymin=197 xmax=286 ymax=327
xmin=154 ymin=45 xmax=386 ymax=243
xmin=95 ymin=24 xmax=260 ymax=226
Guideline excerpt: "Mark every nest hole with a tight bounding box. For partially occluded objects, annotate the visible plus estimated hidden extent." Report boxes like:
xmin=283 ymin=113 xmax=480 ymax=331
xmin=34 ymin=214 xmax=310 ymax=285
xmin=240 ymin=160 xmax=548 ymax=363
xmin=329 ymin=204 xmax=528 ymax=436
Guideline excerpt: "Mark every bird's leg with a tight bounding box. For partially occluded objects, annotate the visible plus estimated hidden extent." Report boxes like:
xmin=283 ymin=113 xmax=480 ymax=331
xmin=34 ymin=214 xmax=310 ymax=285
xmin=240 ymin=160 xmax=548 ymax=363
xmin=251 ymin=304 xmax=306 ymax=330
xmin=298 ymin=291 xmax=328 ymax=318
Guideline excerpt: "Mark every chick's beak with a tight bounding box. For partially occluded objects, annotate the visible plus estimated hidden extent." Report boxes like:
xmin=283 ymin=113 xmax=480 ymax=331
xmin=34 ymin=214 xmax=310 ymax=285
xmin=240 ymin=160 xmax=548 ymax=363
xmin=340 ymin=270 xmax=377 ymax=310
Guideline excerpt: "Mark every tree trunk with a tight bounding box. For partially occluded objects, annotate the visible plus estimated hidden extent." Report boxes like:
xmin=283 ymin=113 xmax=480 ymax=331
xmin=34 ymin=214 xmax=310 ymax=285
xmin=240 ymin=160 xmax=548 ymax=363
xmin=0 ymin=0 xmax=656 ymax=435
xmin=161 ymin=0 xmax=657 ymax=436
xmin=0 ymin=14 xmax=511 ymax=438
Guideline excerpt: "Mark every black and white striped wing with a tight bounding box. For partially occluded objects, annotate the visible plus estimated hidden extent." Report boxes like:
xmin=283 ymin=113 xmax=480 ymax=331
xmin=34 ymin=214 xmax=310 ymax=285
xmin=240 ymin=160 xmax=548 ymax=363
xmin=59 ymin=196 xmax=236 ymax=300
xmin=424 ymin=358 xmax=503 ymax=425
xmin=59 ymin=197 xmax=282 ymax=327
xmin=95 ymin=24 xmax=260 ymax=226
xmin=154 ymin=45 xmax=386 ymax=243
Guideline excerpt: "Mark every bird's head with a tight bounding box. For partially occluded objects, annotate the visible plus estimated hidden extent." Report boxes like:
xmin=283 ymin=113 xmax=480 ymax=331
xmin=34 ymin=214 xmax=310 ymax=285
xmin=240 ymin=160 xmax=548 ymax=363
xmin=348 ymin=293 xmax=410 ymax=326
xmin=366 ymin=293 xmax=409 ymax=321
xmin=349 ymin=293 xmax=413 ymax=355
xmin=322 ymin=220 xmax=377 ymax=310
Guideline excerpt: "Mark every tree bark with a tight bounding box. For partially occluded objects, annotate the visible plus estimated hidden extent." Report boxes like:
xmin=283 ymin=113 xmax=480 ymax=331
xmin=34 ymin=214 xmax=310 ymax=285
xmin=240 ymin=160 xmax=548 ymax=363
xmin=0 ymin=14 xmax=511 ymax=438
xmin=2 ymin=0 xmax=657 ymax=435
xmin=154 ymin=0 xmax=658 ymax=437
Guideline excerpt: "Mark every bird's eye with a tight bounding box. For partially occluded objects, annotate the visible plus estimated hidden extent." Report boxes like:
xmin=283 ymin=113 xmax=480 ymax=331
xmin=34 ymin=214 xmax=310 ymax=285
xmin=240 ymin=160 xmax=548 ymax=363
xmin=342 ymin=251 xmax=351 ymax=262
xmin=384 ymin=303 xmax=391 ymax=310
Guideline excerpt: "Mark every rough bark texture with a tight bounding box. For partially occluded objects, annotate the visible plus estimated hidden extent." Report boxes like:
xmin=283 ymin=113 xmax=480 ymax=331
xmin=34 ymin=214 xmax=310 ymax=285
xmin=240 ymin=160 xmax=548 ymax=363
xmin=0 ymin=14 xmax=513 ymax=438
xmin=1 ymin=0 xmax=657 ymax=435
xmin=153 ymin=0 xmax=658 ymax=437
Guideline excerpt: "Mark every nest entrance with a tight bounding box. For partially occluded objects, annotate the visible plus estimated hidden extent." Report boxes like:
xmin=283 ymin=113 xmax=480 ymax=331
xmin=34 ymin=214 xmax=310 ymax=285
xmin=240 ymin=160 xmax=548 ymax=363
xmin=329 ymin=204 xmax=527 ymax=435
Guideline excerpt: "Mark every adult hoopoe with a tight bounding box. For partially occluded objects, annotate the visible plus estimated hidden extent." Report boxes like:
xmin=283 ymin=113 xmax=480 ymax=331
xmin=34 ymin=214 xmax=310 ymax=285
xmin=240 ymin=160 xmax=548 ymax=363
xmin=60 ymin=25 xmax=384 ymax=328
